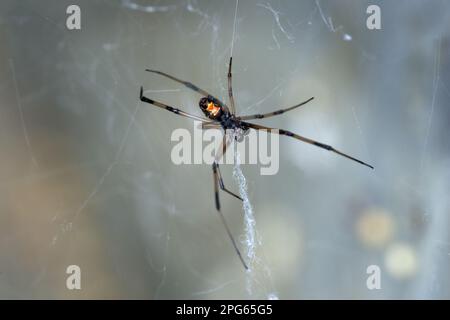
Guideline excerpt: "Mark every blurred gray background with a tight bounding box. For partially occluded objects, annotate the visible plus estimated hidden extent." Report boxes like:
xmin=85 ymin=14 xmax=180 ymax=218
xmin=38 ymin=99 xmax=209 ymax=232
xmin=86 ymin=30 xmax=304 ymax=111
xmin=0 ymin=0 xmax=449 ymax=299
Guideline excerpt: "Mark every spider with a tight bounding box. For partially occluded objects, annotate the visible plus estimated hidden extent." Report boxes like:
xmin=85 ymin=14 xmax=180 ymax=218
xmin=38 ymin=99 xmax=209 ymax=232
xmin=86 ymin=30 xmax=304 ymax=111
xmin=140 ymin=57 xmax=373 ymax=270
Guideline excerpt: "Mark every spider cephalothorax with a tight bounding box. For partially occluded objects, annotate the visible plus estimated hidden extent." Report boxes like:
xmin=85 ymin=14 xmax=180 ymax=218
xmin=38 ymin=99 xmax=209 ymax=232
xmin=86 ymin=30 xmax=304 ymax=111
xmin=220 ymin=112 xmax=248 ymax=130
xmin=215 ymin=112 xmax=249 ymax=142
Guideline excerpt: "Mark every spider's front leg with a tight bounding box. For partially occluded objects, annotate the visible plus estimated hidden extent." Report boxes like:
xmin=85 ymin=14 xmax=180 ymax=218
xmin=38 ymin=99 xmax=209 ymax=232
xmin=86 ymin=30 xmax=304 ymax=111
xmin=139 ymin=87 xmax=208 ymax=122
xmin=227 ymin=57 xmax=236 ymax=115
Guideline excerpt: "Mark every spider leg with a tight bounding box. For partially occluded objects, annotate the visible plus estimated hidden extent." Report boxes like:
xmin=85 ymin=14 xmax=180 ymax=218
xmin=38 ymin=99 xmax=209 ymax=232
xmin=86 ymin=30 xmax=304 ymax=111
xmin=145 ymin=69 xmax=231 ymax=114
xmin=197 ymin=121 xmax=221 ymax=130
xmin=238 ymin=97 xmax=314 ymax=120
xmin=211 ymin=134 xmax=246 ymax=269
xmin=216 ymin=162 xmax=242 ymax=201
xmin=212 ymin=160 xmax=248 ymax=270
xmin=227 ymin=57 xmax=236 ymax=115
xmin=243 ymin=122 xmax=374 ymax=169
xmin=214 ymin=135 xmax=243 ymax=201
xmin=140 ymin=87 xmax=208 ymax=122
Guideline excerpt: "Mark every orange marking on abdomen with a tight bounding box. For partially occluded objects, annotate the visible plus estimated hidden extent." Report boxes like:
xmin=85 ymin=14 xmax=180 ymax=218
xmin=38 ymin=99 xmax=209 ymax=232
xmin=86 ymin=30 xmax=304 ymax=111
xmin=207 ymin=102 xmax=221 ymax=116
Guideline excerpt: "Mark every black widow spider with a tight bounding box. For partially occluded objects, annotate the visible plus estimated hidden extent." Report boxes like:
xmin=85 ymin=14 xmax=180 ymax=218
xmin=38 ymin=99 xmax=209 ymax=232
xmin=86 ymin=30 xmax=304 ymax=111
xmin=140 ymin=57 xmax=373 ymax=270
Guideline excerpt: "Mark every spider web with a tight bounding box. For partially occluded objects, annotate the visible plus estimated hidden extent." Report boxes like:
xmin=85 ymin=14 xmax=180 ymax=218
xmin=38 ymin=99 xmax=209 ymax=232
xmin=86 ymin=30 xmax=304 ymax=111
xmin=1 ymin=0 xmax=450 ymax=299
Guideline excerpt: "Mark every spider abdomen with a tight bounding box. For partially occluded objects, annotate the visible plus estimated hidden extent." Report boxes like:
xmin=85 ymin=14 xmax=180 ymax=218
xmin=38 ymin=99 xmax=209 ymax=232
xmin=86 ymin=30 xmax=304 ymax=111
xmin=199 ymin=97 xmax=224 ymax=120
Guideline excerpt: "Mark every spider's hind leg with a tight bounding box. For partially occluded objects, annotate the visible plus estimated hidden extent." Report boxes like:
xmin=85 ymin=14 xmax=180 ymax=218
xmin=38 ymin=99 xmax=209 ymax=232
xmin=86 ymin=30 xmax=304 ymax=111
xmin=212 ymin=161 xmax=248 ymax=270
xmin=213 ymin=162 xmax=242 ymax=202
xmin=212 ymin=135 xmax=242 ymax=202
